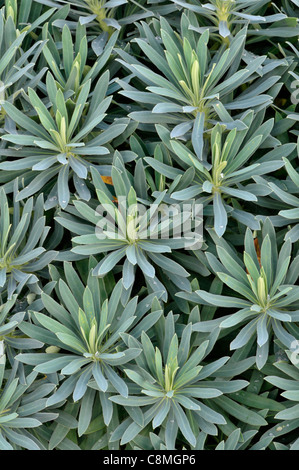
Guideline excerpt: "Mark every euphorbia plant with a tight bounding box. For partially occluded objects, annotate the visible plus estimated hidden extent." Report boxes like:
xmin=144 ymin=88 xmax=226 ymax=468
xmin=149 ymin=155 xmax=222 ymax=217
xmin=179 ymin=219 xmax=299 ymax=369
xmin=169 ymin=0 xmax=296 ymax=41
xmin=41 ymin=22 xmax=118 ymax=95
xmin=0 ymin=5 xmax=48 ymax=125
xmin=0 ymin=354 xmax=56 ymax=450
xmin=0 ymin=187 xmax=57 ymax=298
xmin=109 ymin=314 xmax=268 ymax=447
xmin=0 ymin=71 xmax=129 ymax=208
xmin=16 ymin=259 xmax=164 ymax=431
xmin=56 ymin=160 xmax=194 ymax=298
xmin=117 ymin=16 xmax=288 ymax=140
xmin=268 ymin=156 xmax=299 ymax=242
xmin=145 ymin=117 xmax=293 ymax=236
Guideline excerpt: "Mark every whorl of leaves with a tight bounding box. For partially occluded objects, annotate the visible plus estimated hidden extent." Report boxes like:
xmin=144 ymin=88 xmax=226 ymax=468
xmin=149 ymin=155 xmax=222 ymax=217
xmin=0 ymin=0 xmax=299 ymax=451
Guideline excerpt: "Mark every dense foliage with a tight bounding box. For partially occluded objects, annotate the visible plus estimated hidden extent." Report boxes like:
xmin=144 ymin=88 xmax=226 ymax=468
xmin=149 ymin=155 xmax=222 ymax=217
xmin=0 ymin=0 xmax=299 ymax=450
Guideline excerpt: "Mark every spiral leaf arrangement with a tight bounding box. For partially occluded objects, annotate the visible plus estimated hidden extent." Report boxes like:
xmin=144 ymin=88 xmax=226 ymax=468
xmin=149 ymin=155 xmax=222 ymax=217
xmin=0 ymin=0 xmax=298 ymax=451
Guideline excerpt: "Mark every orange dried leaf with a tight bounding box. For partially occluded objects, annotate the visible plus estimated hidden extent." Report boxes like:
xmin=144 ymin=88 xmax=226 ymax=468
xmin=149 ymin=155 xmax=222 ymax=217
xmin=246 ymin=238 xmax=262 ymax=274
xmin=101 ymin=176 xmax=113 ymax=185
xmin=254 ymin=238 xmax=262 ymax=267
